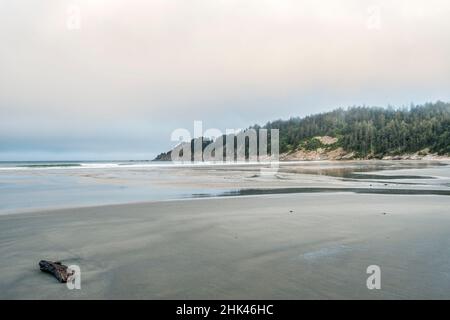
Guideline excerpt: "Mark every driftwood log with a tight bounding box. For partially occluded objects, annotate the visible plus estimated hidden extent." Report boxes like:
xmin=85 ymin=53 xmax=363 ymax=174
xmin=39 ymin=260 xmax=73 ymax=283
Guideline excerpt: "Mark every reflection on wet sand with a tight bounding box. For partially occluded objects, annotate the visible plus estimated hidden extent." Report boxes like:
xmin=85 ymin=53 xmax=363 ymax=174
xmin=0 ymin=160 xmax=449 ymax=214
xmin=211 ymin=187 xmax=450 ymax=198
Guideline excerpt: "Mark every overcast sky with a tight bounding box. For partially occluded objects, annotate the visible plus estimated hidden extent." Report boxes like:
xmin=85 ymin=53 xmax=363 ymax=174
xmin=1 ymin=0 xmax=450 ymax=160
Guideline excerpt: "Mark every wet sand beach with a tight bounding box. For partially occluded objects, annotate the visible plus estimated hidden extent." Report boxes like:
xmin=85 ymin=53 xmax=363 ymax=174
xmin=1 ymin=193 xmax=450 ymax=299
xmin=1 ymin=161 xmax=450 ymax=299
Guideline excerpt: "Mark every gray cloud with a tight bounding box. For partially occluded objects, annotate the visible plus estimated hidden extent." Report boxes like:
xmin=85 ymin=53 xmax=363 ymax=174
xmin=1 ymin=0 xmax=450 ymax=160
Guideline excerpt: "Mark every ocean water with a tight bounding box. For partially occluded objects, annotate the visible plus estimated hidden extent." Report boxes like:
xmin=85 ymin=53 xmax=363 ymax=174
xmin=1 ymin=160 xmax=449 ymax=214
xmin=0 ymin=161 xmax=199 ymax=214
xmin=0 ymin=160 xmax=173 ymax=170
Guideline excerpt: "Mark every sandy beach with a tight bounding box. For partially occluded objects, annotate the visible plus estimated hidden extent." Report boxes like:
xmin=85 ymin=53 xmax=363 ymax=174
xmin=2 ymin=0 xmax=450 ymax=306
xmin=1 ymin=192 xmax=450 ymax=299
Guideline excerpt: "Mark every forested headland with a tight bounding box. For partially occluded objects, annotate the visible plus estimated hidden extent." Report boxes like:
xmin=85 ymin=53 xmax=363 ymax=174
xmin=155 ymin=101 xmax=450 ymax=160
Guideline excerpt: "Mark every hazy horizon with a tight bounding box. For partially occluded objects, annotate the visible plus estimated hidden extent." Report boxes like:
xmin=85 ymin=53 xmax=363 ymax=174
xmin=1 ymin=0 xmax=450 ymax=161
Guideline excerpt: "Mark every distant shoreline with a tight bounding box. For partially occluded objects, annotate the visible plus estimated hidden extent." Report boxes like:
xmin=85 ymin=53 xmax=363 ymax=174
xmin=152 ymin=156 xmax=450 ymax=162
